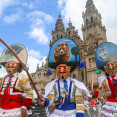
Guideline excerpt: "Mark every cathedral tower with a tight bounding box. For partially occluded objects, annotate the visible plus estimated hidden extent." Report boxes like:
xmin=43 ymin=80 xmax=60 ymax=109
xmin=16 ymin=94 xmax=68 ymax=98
xmin=82 ymin=0 xmax=107 ymax=87
xmin=50 ymin=12 xmax=66 ymax=47
xmin=82 ymin=0 xmax=107 ymax=44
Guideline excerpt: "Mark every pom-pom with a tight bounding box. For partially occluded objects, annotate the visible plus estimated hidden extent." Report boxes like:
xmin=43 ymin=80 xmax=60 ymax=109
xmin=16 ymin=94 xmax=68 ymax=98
xmin=79 ymin=61 xmax=85 ymax=68
xmin=95 ymin=69 xmax=101 ymax=74
xmin=26 ymin=66 xmax=29 ymax=70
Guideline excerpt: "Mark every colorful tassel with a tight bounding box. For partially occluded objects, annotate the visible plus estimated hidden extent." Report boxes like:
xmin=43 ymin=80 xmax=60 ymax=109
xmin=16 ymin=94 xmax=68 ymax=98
xmin=95 ymin=69 xmax=101 ymax=74
xmin=13 ymin=84 xmax=15 ymax=88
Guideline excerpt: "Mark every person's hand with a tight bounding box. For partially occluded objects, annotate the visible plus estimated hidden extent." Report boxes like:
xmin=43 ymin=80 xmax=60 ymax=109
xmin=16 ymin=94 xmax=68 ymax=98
xmin=38 ymin=98 xmax=46 ymax=106
xmin=90 ymin=90 xmax=95 ymax=97
xmin=84 ymin=106 xmax=88 ymax=113
xmin=21 ymin=108 xmax=27 ymax=117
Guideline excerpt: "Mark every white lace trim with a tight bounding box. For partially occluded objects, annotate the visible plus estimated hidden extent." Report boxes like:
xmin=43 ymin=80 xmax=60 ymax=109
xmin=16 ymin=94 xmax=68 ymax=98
xmin=0 ymin=108 xmax=21 ymax=117
xmin=52 ymin=109 xmax=76 ymax=116
xmin=102 ymin=101 xmax=117 ymax=117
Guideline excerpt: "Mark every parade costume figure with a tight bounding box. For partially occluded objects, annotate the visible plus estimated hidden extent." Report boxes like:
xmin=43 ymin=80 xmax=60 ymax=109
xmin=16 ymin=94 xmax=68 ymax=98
xmin=0 ymin=44 xmax=33 ymax=117
xmin=38 ymin=38 xmax=91 ymax=117
xmin=93 ymin=42 xmax=117 ymax=117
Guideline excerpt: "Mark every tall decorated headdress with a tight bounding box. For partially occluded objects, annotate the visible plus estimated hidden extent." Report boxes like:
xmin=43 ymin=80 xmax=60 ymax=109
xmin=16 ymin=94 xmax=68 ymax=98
xmin=95 ymin=42 xmax=117 ymax=69
xmin=0 ymin=44 xmax=27 ymax=68
xmin=48 ymin=38 xmax=81 ymax=70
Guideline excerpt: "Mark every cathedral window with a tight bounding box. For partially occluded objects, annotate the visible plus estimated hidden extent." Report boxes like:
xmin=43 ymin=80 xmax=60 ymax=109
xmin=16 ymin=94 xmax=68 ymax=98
xmin=91 ymin=17 xmax=93 ymax=22
xmin=86 ymin=19 xmax=88 ymax=25
xmin=92 ymin=57 xmax=95 ymax=62
xmin=44 ymin=73 xmax=46 ymax=76
xmin=68 ymin=31 xmax=71 ymax=37
xmin=89 ymin=58 xmax=91 ymax=68
xmin=82 ymin=72 xmax=84 ymax=81
xmin=73 ymin=74 xmax=76 ymax=78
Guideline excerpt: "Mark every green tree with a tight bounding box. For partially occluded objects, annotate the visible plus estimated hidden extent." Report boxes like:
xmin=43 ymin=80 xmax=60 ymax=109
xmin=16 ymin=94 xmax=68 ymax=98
xmin=71 ymin=47 xmax=79 ymax=62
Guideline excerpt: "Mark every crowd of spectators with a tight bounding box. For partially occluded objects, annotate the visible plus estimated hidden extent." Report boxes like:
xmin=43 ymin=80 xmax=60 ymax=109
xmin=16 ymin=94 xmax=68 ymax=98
xmin=84 ymin=96 xmax=106 ymax=117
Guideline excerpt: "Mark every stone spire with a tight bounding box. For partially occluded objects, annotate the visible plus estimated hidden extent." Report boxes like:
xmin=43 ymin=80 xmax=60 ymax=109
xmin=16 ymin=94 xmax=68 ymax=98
xmin=55 ymin=12 xmax=65 ymax=32
xmin=84 ymin=0 xmax=99 ymax=16
xmin=68 ymin=18 xmax=72 ymax=28
xmin=36 ymin=63 xmax=39 ymax=71
xmin=51 ymin=12 xmax=66 ymax=46
xmin=82 ymin=0 xmax=106 ymax=44
xmin=86 ymin=0 xmax=93 ymax=7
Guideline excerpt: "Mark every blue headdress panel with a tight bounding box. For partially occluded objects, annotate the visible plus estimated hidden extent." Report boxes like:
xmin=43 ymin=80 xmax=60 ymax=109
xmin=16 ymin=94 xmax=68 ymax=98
xmin=95 ymin=42 xmax=117 ymax=68
xmin=49 ymin=38 xmax=79 ymax=68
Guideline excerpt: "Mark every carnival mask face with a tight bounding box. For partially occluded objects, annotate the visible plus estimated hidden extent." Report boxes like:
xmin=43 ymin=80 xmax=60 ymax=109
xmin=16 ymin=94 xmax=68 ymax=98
xmin=57 ymin=64 xmax=70 ymax=80
xmin=6 ymin=61 xmax=19 ymax=75
xmin=104 ymin=62 xmax=117 ymax=76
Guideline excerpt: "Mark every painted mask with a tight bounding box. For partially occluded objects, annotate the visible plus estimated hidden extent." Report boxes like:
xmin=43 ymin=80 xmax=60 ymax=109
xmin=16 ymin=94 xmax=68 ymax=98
xmin=5 ymin=61 xmax=19 ymax=75
xmin=104 ymin=62 xmax=117 ymax=76
xmin=57 ymin=64 xmax=70 ymax=80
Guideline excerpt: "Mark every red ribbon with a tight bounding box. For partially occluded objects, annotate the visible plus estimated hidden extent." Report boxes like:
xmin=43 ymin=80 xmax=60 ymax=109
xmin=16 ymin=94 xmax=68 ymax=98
xmin=3 ymin=75 xmax=14 ymax=104
xmin=107 ymin=76 xmax=117 ymax=96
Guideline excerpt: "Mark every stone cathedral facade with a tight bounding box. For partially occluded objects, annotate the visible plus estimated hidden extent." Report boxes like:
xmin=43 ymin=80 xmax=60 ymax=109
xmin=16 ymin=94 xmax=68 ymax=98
xmin=32 ymin=0 xmax=107 ymax=91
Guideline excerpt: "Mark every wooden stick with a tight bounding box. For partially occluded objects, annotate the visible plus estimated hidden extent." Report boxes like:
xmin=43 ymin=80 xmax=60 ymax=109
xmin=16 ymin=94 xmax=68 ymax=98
xmin=0 ymin=37 xmax=42 ymax=99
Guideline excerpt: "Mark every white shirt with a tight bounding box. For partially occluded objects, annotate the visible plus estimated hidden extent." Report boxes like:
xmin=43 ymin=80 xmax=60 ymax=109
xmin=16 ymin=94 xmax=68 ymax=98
xmin=59 ymin=77 xmax=71 ymax=95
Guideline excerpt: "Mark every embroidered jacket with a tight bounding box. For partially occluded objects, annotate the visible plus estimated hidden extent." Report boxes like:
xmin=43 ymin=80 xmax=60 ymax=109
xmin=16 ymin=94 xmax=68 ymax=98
xmin=0 ymin=73 xmax=33 ymax=109
xmin=94 ymin=74 xmax=117 ymax=102
xmin=44 ymin=77 xmax=91 ymax=114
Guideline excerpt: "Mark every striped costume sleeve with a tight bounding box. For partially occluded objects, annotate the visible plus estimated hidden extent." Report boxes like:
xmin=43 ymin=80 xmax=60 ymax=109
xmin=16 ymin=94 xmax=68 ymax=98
xmin=20 ymin=77 xmax=33 ymax=109
xmin=75 ymin=88 xmax=85 ymax=114
xmin=46 ymin=88 xmax=54 ymax=106
xmin=0 ymin=79 xmax=3 ymax=90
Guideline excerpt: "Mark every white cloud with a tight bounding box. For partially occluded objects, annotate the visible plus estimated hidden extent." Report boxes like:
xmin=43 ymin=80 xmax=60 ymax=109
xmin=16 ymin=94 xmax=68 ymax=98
xmin=26 ymin=48 xmax=46 ymax=73
xmin=21 ymin=55 xmax=46 ymax=74
xmin=27 ymin=11 xmax=54 ymax=24
xmin=58 ymin=0 xmax=117 ymax=45
xmin=29 ymin=28 xmax=48 ymax=44
xmin=26 ymin=56 xmax=40 ymax=74
xmin=27 ymin=11 xmax=54 ymax=44
xmin=28 ymin=49 xmax=42 ymax=59
xmin=22 ymin=2 xmax=34 ymax=9
xmin=0 ymin=0 xmax=19 ymax=16
xmin=58 ymin=0 xmax=66 ymax=8
xmin=0 ymin=47 xmax=2 ymax=52
xmin=3 ymin=8 xmax=23 ymax=24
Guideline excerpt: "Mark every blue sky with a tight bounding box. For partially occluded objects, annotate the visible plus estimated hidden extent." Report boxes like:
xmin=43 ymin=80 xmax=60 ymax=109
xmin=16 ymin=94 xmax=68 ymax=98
xmin=0 ymin=0 xmax=117 ymax=76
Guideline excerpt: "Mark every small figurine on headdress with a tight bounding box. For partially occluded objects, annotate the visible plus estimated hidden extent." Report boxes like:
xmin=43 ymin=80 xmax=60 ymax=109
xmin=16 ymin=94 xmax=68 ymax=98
xmin=92 ymin=42 xmax=117 ymax=116
xmin=38 ymin=38 xmax=91 ymax=117
xmin=0 ymin=44 xmax=33 ymax=117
